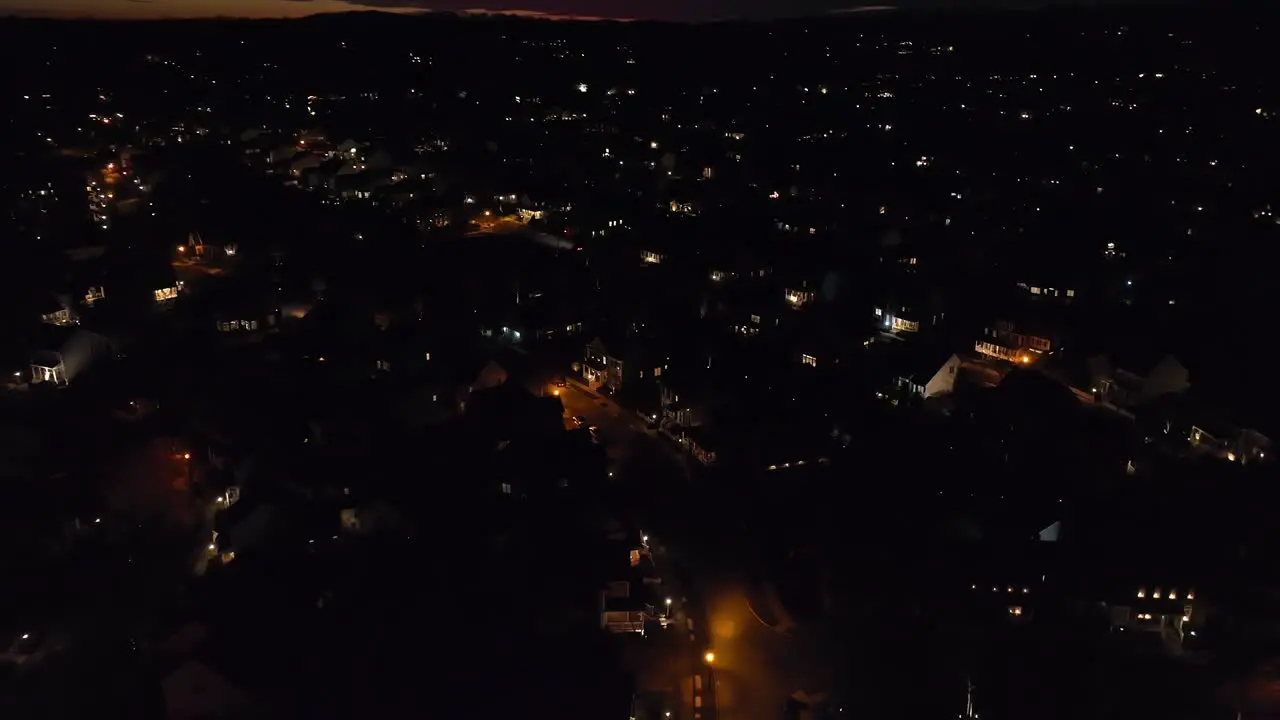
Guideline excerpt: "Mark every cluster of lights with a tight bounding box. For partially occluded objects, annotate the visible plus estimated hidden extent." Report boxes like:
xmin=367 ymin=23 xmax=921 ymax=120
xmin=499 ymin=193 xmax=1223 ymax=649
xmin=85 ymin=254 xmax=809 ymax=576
xmin=1137 ymin=587 xmax=1194 ymax=600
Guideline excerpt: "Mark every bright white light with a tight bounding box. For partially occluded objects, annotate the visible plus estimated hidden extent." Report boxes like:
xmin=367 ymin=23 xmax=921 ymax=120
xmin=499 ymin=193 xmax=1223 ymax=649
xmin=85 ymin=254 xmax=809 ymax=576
xmin=576 ymin=83 xmax=588 ymax=93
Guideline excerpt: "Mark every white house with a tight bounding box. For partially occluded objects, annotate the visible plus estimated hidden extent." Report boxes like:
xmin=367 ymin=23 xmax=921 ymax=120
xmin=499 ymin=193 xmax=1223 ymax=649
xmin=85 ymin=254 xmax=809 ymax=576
xmin=895 ymin=351 xmax=962 ymax=399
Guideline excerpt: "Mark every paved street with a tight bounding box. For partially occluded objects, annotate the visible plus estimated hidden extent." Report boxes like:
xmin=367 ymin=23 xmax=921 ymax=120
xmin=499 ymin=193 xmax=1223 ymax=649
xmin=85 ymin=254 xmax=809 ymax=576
xmin=549 ymin=379 xmax=835 ymax=720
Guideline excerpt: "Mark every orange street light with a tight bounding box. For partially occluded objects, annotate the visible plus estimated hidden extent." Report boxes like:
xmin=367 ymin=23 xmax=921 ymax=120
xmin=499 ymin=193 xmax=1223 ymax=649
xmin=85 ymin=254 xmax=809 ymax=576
xmin=177 ymin=245 xmax=186 ymax=253
xmin=704 ymin=651 xmax=716 ymax=664
xmin=183 ymin=452 xmax=191 ymax=460
xmin=553 ymin=389 xmax=560 ymax=396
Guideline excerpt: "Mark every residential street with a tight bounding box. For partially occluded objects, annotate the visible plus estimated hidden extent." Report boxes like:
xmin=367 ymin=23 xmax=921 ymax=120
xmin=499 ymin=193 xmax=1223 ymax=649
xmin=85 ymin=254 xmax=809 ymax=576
xmin=551 ymin=380 xmax=835 ymax=720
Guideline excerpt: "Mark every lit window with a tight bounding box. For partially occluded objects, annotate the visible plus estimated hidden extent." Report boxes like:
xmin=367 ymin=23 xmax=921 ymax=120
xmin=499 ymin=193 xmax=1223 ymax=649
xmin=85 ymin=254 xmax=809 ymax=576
xmin=1168 ymin=589 xmax=1177 ymax=600
xmin=801 ymin=354 xmax=817 ymax=367
xmin=1137 ymin=588 xmax=1145 ymax=598
xmin=425 ymin=352 xmax=431 ymax=361
xmin=1066 ymin=289 xmax=1075 ymax=297
xmin=1030 ymin=287 xmax=1041 ymax=295
xmin=500 ymin=482 xmax=512 ymax=494
xmin=1008 ymin=606 xmax=1023 ymax=616
xmin=1187 ymin=589 xmax=1195 ymax=600
xmin=1153 ymin=588 xmax=1162 ymax=599
xmin=653 ymin=367 xmax=662 ymax=377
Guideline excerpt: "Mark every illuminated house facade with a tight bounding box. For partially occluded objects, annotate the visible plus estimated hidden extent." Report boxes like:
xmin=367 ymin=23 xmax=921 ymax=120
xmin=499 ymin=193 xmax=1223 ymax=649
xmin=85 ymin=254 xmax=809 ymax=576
xmin=874 ymin=292 xmax=945 ymax=337
xmin=975 ymin=320 xmax=1056 ymax=365
xmin=583 ymin=336 xmax=628 ymax=393
xmin=1017 ymin=281 xmax=1076 ymax=302
xmin=1108 ymin=585 xmax=1199 ymax=644
xmin=784 ymin=286 xmax=816 ymax=308
xmin=40 ymin=303 xmax=74 ymax=327
xmin=28 ymin=327 xmax=113 ymax=387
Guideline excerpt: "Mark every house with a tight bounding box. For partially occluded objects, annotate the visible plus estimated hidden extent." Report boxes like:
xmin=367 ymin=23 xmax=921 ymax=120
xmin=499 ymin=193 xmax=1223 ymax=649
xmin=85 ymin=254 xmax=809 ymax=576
xmin=39 ymin=298 xmax=74 ymax=326
xmin=975 ymin=319 xmax=1057 ymax=364
xmin=873 ymin=296 xmax=945 ymax=336
xmin=149 ymin=271 xmax=182 ymax=305
xmin=180 ymin=231 xmax=207 ymax=260
xmin=1016 ymin=281 xmax=1078 ymax=302
xmin=1150 ymin=393 xmax=1272 ymax=464
xmin=84 ymin=284 xmax=106 ymax=305
xmin=1106 ymin=583 xmax=1200 ymax=643
xmin=790 ymin=315 xmax=868 ymax=371
xmin=1188 ymin=421 xmax=1270 ymax=464
xmin=28 ymin=325 xmax=112 ymax=386
xmin=1088 ymin=352 xmax=1189 ymax=408
xmin=784 ymin=284 xmax=817 ymax=309
xmin=497 ymin=300 xmax=585 ymax=343
xmin=213 ymin=298 xmax=278 ymax=335
xmin=889 ymin=346 xmax=961 ymax=399
xmin=582 ymin=335 xmax=644 ymax=394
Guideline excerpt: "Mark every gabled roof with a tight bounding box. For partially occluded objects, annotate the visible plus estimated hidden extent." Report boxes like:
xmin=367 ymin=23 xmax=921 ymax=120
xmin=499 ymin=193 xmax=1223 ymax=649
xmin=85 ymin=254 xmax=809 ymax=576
xmin=890 ymin=341 xmax=957 ymax=384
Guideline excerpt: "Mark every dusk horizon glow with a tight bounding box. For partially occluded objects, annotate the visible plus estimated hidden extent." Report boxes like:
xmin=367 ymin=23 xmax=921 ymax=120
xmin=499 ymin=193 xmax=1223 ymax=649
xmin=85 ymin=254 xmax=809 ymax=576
xmin=0 ymin=0 xmax=1207 ymax=23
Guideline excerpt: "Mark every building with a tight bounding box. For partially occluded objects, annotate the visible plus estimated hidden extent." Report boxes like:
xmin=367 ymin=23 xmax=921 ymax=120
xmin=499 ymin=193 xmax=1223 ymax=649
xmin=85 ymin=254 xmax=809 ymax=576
xmin=1107 ymin=584 xmax=1199 ymax=644
xmin=1088 ymin=352 xmax=1190 ymax=408
xmin=1016 ymin=281 xmax=1077 ymax=302
xmin=873 ymin=293 xmax=945 ymax=336
xmin=28 ymin=326 xmax=113 ymax=386
xmin=975 ymin=320 xmax=1056 ymax=364
xmin=890 ymin=347 xmax=962 ymax=399
xmin=784 ymin=285 xmax=816 ymax=309
xmin=582 ymin=335 xmax=663 ymax=395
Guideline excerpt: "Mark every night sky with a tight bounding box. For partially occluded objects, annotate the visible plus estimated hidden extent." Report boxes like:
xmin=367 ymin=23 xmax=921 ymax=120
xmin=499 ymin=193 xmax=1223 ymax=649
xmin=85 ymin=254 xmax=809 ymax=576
xmin=0 ymin=0 xmax=1204 ymax=23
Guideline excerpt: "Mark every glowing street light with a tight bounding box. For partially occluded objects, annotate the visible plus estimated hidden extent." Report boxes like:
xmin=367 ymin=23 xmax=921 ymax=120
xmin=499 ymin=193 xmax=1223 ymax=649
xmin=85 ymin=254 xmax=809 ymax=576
xmin=183 ymin=452 xmax=191 ymax=460
xmin=703 ymin=651 xmax=716 ymax=664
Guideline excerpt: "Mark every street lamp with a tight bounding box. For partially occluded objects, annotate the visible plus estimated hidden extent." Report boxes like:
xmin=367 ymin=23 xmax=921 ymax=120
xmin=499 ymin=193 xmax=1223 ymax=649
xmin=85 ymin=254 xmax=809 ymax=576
xmin=665 ymin=597 xmax=673 ymax=617
xmin=704 ymin=651 xmax=716 ymax=665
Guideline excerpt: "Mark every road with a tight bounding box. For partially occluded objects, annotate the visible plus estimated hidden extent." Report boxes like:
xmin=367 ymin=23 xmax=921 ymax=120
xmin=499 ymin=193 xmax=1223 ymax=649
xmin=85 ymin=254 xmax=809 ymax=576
xmin=551 ymin=380 xmax=835 ymax=720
